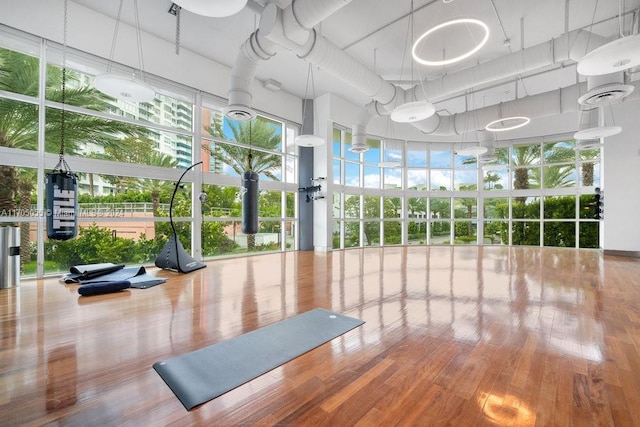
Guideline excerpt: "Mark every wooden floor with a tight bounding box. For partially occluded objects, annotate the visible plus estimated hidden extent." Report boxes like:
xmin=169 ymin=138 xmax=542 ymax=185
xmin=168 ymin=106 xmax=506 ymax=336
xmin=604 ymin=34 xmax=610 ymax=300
xmin=2 ymin=246 xmax=640 ymax=426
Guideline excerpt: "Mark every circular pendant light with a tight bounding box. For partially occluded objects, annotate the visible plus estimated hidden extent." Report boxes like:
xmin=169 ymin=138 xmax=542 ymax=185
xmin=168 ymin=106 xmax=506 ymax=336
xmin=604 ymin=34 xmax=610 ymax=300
xmin=391 ymin=101 xmax=436 ymax=123
xmin=456 ymin=146 xmax=488 ymax=156
xmin=577 ymin=34 xmax=640 ymax=76
xmin=412 ymin=18 xmax=490 ymax=66
xmin=173 ymin=0 xmax=248 ymax=17
xmin=93 ymin=74 xmax=155 ymax=103
xmin=485 ymin=116 xmax=530 ymax=132
xmin=574 ymin=126 xmax=622 ymax=140
xmin=294 ymin=134 xmax=324 ymax=147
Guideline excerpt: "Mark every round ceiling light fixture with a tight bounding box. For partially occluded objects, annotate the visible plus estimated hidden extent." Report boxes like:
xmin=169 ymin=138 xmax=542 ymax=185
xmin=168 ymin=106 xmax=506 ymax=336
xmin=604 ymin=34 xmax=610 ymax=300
xmin=412 ymin=18 xmax=490 ymax=66
xmin=390 ymin=101 xmax=436 ymax=123
xmin=573 ymin=126 xmax=622 ymax=140
xmin=294 ymin=134 xmax=325 ymax=147
xmin=456 ymin=146 xmax=488 ymax=156
xmin=485 ymin=116 xmax=530 ymax=132
xmin=93 ymin=74 xmax=155 ymax=103
xmin=577 ymin=34 xmax=640 ymax=76
xmin=173 ymin=0 xmax=248 ymax=17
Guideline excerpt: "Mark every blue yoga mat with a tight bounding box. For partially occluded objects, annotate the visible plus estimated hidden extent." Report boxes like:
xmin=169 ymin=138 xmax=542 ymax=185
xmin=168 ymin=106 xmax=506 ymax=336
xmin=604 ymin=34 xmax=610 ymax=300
xmin=153 ymin=308 xmax=364 ymax=410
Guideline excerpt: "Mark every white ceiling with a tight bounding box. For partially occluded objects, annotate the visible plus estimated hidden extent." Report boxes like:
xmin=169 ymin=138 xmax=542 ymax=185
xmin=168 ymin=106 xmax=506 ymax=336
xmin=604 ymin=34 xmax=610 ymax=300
xmin=71 ymin=0 xmax=640 ymax=117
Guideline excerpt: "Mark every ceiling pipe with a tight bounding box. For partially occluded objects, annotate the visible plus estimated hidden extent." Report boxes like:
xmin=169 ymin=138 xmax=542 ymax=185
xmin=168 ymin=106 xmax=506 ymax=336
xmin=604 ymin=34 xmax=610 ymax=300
xmin=227 ymin=29 xmax=279 ymax=120
xmin=227 ymin=0 xmax=615 ymax=142
xmin=411 ymin=80 xmax=640 ymax=136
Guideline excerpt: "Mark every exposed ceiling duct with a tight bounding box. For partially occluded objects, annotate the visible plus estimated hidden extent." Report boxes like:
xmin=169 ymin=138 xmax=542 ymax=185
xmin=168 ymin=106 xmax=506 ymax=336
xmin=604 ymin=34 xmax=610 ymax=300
xmin=226 ymin=0 xmax=631 ymax=140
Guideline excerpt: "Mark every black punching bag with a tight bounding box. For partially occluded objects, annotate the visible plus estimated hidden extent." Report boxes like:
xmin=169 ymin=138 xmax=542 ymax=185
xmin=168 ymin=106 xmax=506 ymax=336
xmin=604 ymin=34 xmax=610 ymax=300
xmin=242 ymin=170 xmax=259 ymax=235
xmin=46 ymin=170 xmax=78 ymax=241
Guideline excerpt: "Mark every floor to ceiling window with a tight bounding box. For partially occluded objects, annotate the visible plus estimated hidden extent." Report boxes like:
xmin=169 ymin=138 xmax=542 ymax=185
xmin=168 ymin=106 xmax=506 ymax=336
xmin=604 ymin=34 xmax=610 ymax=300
xmin=331 ymin=125 xmax=600 ymax=249
xmin=0 ymin=26 xmax=299 ymax=278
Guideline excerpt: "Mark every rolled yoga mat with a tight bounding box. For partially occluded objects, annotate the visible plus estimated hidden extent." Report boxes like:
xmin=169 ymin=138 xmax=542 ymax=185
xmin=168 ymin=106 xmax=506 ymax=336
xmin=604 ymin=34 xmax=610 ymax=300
xmin=153 ymin=308 xmax=364 ymax=410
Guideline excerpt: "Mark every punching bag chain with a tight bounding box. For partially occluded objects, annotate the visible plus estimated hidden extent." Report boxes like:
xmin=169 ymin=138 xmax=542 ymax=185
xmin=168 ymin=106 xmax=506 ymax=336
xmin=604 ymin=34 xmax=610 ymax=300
xmin=54 ymin=0 xmax=72 ymax=175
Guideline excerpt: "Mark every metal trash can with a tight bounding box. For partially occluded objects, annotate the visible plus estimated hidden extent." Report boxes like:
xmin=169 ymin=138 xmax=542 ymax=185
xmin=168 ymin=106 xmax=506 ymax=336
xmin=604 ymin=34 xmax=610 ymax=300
xmin=0 ymin=226 xmax=20 ymax=289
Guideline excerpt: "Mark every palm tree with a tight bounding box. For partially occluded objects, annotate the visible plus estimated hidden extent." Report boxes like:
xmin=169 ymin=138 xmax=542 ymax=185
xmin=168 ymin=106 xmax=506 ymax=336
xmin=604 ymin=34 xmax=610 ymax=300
xmin=204 ymin=117 xmax=282 ymax=250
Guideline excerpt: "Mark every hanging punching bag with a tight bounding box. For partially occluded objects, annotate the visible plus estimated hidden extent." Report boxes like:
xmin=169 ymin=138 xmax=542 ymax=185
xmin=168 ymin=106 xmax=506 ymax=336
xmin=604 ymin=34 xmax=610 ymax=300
xmin=242 ymin=170 xmax=259 ymax=235
xmin=46 ymin=166 xmax=78 ymax=241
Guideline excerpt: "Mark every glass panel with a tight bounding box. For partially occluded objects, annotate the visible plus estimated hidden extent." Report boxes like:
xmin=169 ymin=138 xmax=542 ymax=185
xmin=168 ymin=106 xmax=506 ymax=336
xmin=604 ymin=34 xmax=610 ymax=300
xmin=259 ymin=190 xmax=282 ymax=217
xmin=543 ymin=195 xmax=576 ymax=219
xmin=542 ymin=165 xmax=576 ymax=188
xmin=383 ymin=167 xmax=402 ymax=189
xmin=332 ymin=128 xmax=342 ymax=157
xmin=430 ymin=198 xmax=451 ymax=219
xmin=363 ymin=165 xmax=380 ymax=189
xmin=512 ymin=167 xmax=540 ymax=190
xmin=200 ymin=184 xmax=240 ymax=255
xmin=484 ymin=198 xmax=509 ymax=219
xmin=430 ymin=221 xmax=451 ymax=244
xmin=483 ymin=221 xmax=508 ymax=245
xmin=543 ymin=222 xmax=576 ymax=247
xmin=430 ymin=150 xmax=452 ymax=168
xmin=579 ymin=222 xmax=599 ymax=249
xmin=454 ymin=197 xmax=477 ymax=219
xmin=431 ymin=169 xmax=452 ymax=191
xmin=454 ymin=170 xmax=477 ymax=190
xmin=285 ymin=192 xmax=295 ymax=217
xmin=284 ymin=220 xmax=295 ymax=250
xmin=344 ymin=194 xmax=360 ymax=218
xmin=383 ymin=197 xmax=401 ymax=218
xmin=383 ymin=142 xmax=403 ymax=166
xmin=0 ymin=99 xmax=38 ymax=151
xmin=408 ymin=197 xmax=427 ymax=219
xmin=483 ymin=169 xmax=509 ymax=190
xmin=511 ymin=221 xmax=540 ymax=246
xmin=284 ymin=155 xmax=296 ymax=184
xmin=202 ymin=220 xmax=241 ymax=256
xmin=383 ymin=221 xmax=402 ymax=245
xmin=363 ymin=138 xmax=381 ymax=164
xmin=511 ymin=143 xmax=541 ymax=166
xmin=543 ymin=140 xmax=575 ymax=163
xmin=579 ymin=194 xmax=599 ymax=220
xmin=0 ymin=47 xmax=39 ymax=97
xmin=407 ymin=143 xmax=427 ymax=167
xmin=363 ymin=196 xmax=380 ymax=218
xmin=408 ymin=221 xmax=427 ymax=245
xmin=257 ymin=220 xmax=283 ymax=251
xmin=494 ymin=147 xmax=510 ymax=165
xmin=333 ymin=159 xmax=341 ymax=184
xmin=512 ymin=197 xmax=540 ymax=219
xmin=332 ymin=193 xmax=341 ymax=219
xmin=579 ymin=161 xmax=600 ymax=187
xmin=407 ymin=169 xmax=427 ymax=190
xmin=345 ymin=161 xmax=360 ymax=187
xmin=344 ymin=221 xmax=359 ymax=247
xmin=454 ymin=221 xmax=476 ymax=244
xmin=363 ymin=221 xmax=380 ymax=246
xmin=332 ymin=220 xmax=341 ymax=249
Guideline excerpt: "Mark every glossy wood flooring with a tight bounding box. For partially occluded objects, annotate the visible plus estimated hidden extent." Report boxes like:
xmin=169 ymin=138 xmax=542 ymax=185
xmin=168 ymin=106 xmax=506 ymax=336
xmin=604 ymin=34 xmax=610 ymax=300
xmin=2 ymin=246 xmax=640 ymax=426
